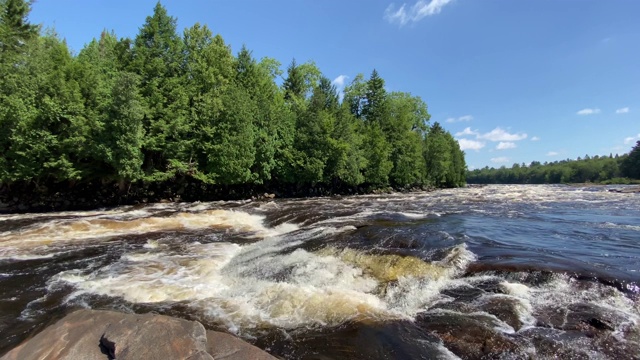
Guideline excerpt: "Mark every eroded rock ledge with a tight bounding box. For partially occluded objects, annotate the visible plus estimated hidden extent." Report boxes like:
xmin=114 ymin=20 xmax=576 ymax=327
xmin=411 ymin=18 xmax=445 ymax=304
xmin=1 ymin=309 xmax=277 ymax=360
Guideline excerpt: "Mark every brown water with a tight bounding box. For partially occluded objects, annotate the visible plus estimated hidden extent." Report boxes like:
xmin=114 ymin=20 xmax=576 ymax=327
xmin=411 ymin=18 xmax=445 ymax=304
xmin=1 ymin=185 xmax=639 ymax=359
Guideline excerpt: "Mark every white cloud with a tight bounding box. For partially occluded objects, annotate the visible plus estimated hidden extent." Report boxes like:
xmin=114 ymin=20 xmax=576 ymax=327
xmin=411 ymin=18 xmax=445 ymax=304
xmin=490 ymin=157 xmax=509 ymax=164
xmin=478 ymin=127 xmax=528 ymax=142
xmin=384 ymin=0 xmax=454 ymax=26
xmin=331 ymin=75 xmax=349 ymax=88
xmin=446 ymin=115 xmax=473 ymax=123
xmin=457 ymin=138 xmax=485 ymax=151
xmin=496 ymin=142 xmax=516 ymax=150
xmin=624 ymin=134 xmax=640 ymax=145
xmin=547 ymin=151 xmax=559 ymax=156
xmin=455 ymin=127 xmax=478 ymax=137
xmin=616 ymin=107 xmax=630 ymax=114
xmin=577 ymin=108 xmax=601 ymax=115
xmin=531 ymin=136 xmax=540 ymax=141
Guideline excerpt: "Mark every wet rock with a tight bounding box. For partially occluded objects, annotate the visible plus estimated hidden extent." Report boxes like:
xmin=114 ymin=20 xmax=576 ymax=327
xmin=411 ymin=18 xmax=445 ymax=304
xmin=479 ymin=296 xmax=526 ymax=331
xmin=536 ymin=303 xmax=628 ymax=334
xmin=441 ymin=285 xmax=485 ymax=302
xmin=206 ymin=331 xmax=277 ymax=360
xmin=1 ymin=309 xmax=276 ymax=360
xmin=417 ymin=311 xmax=523 ymax=359
xmin=519 ymin=328 xmax=592 ymax=359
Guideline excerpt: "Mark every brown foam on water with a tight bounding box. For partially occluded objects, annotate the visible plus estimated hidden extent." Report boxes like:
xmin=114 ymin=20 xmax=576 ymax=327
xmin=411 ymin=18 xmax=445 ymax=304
xmin=0 ymin=210 xmax=288 ymax=259
xmin=317 ymin=247 xmax=449 ymax=283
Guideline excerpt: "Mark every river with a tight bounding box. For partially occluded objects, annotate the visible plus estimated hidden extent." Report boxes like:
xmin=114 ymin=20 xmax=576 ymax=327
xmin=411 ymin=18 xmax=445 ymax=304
xmin=0 ymin=185 xmax=639 ymax=359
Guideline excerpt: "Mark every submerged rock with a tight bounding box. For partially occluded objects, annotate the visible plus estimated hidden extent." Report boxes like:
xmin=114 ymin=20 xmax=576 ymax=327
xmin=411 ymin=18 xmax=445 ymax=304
xmin=1 ymin=309 xmax=276 ymax=360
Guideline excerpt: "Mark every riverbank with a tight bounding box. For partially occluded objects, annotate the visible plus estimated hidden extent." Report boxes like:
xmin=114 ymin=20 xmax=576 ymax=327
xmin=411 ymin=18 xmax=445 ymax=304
xmin=0 ymin=180 xmax=436 ymax=214
xmin=1 ymin=309 xmax=276 ymax=360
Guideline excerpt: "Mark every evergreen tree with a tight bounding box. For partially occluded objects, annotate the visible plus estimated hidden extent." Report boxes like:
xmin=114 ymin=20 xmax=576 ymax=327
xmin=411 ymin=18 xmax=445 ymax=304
xmin=131 ymin=1 xmax=188 ymax=180
xmin=182 ymin=23 xmax=236 ymax=183
xmin=283 ymin=58 xmax=305 ymax=102
xmin=361 ymin=70 xmax=392 ymax=185
xmin=104 ymin=72 xmax=145 ymax=183
xmin=622 ymin=141 xmax=640 ymax=179
xmin=424 ymin=122 xmax=452 ymax=186
xmin=0 ymin=0 xmax=39 ymax=55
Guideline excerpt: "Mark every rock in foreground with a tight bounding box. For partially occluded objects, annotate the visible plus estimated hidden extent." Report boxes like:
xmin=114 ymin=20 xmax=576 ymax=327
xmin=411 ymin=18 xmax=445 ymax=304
xmin=1 ymin=309 xmax=276 ymax=360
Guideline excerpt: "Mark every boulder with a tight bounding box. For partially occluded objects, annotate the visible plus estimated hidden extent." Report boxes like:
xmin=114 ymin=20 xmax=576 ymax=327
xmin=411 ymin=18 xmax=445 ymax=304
xmin=206 ymin=331 xmax=277 ymax=360
xmin=1 ymin=309 xmax=277 ymax=360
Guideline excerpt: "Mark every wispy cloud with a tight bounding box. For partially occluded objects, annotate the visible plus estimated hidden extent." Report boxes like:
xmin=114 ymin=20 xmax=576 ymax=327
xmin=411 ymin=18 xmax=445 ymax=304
xmin=531 ymin=136 xmax=541 ymax=141
xmin=496 ymin=142 xmax=516 ymax=150
xmin=385 ymin=0 xmax=454 ymax=26
xmin=616 ymin=107 xmax=630 ymax=114
xmin=624 ymin=134 xmax=640 ymax=145
xmin=577 ymin=108 xmax=601 ymax=116
xmin=455 ymin=127 xmax=478 ymax=137
xmin=478 ymin=127 xmax=528 ymax=142
xmin=446 ymin=115 xmax=473 ymax=123
xmin=332 ymin=75 xmax=349 ymax=101
xmin=332 ymin=75 xmax=349 ymax=88
xmin=457 ymin=138 xmax=485 ymax=152
xmin=490 ymin=157 xmax=510 ymax=164
xmin=547 ymin=151 xmax=559 ymax=156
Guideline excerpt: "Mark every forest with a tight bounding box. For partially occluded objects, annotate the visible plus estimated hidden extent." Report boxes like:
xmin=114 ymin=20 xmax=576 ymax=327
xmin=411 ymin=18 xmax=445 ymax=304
xmin=467 ymin=141 xmax=640 ymax=184
xmin=0 ymin=0 xmax=466 ymax=201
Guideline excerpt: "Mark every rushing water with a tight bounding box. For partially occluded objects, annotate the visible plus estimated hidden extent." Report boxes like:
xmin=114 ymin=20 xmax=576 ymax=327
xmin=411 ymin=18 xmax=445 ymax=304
xmin=0 ymin=185 xmax=639 ymax=359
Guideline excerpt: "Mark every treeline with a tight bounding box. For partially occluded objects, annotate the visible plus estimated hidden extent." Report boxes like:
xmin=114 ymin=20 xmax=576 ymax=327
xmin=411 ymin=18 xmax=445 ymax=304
xmin=467 ymin=142 xmax=640 ymax=184
xmin=0 ymin=0 xmax=466 ymax=197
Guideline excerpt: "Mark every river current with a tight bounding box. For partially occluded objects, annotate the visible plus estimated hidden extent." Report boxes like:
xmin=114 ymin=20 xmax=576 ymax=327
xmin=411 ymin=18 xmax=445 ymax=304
xmin=0 ymin=185 xmax=639 ymax=359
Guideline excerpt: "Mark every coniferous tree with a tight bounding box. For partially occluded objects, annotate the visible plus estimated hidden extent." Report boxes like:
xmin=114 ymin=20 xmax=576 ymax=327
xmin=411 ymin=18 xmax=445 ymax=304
xmin=0 ymin=0 xmax=39 ymax=55
xmin=622 ymin=141 xmax=640 ymax=179
xmin=104 ymin=72 xmax=145 ymax=184
xmin=361 ymin=70 xmax=392 ymax=186
xmin=131 ymin=1 xmax=188 ymax=180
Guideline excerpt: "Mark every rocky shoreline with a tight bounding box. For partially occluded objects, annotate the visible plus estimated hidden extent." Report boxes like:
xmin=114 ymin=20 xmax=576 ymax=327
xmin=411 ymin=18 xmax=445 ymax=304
xmin=0 ymin=180 xmax=435 ymax=214
xmin=1 ymin=309 xmax=277 ymax=360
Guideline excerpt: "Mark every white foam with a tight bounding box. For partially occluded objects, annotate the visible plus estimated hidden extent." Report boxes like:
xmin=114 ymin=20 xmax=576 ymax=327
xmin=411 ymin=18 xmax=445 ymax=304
xmin=52 ymin=240 xmax=476 ymax=331
xmin=501 ymin=282 xmax=531 ymax=299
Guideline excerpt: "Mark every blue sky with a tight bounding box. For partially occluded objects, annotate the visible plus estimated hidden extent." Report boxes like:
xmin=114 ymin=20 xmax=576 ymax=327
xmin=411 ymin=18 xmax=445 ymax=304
xmin=29 ymin=0 xmax=639 ymax=169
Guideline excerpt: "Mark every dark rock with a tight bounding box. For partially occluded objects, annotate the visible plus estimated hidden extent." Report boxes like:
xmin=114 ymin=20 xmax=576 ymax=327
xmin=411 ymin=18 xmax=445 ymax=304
xmin=441 ymin=285 xmax=485 ymax=302
xmin=1 ymin=309 xmax=276 ymax=360
xmin=535 ymin=303 xmax=628 ymax=335
xmin=417 ymin=311 xmax=523 ymax=359
xmin=519 ymin=328 xmax=592 ymax=359
xmin=479 ymin=296 xmax=525 ymax=331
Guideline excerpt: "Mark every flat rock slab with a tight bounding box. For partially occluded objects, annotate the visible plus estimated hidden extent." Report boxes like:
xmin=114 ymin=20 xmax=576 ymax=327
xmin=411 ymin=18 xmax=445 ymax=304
xmin=1 ymin=309 xmax=277 ymax=360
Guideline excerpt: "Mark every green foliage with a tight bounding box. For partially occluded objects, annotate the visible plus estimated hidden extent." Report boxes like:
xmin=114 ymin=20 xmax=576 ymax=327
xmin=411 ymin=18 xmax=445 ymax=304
xmin=0 ymin=0 xmax=39 ymax=55
xmin=385 ymin=92 xmax=430 ymax=187
xmin=0 ymin=2 xmax=467 ymax=193
xmin=467 ymin=151 xmax=630 ymax=184
xmin=621 ymin=141 xmax=640 ymax=179
xmin=104 ymin=72 xmax=145 ymax=182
